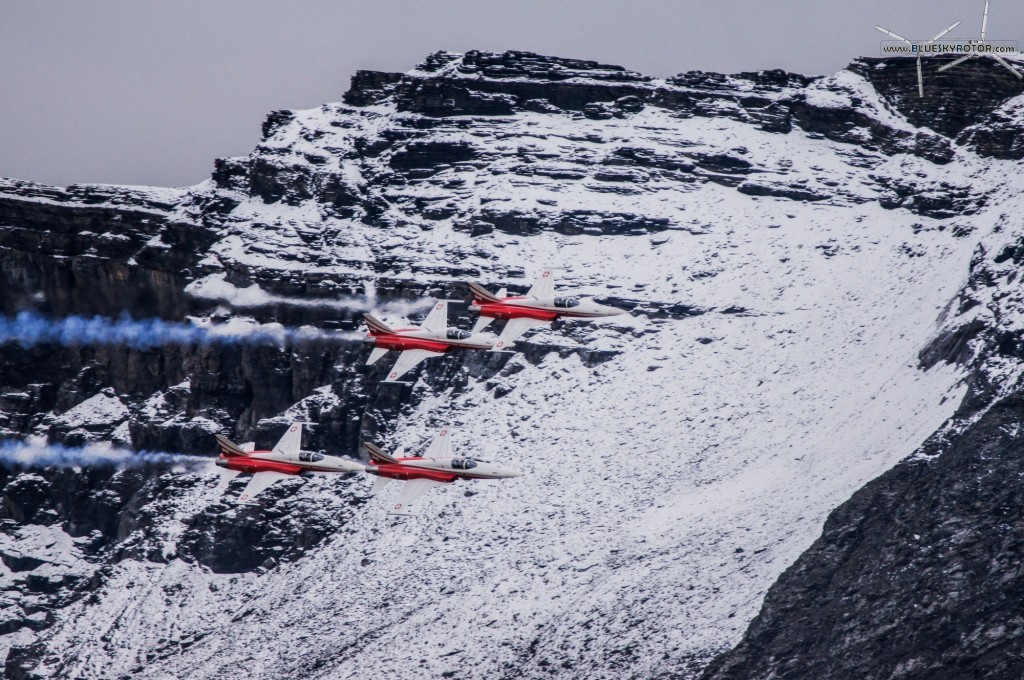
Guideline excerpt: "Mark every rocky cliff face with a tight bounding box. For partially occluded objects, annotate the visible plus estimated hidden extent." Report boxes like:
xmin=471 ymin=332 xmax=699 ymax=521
xmin=1 ymin=50 xmax=1024 ymax=679
xmin=700 ymin=388 xmax=1024 ymax=680
xmin=701 ymin=190 xmax=1024 ymax=680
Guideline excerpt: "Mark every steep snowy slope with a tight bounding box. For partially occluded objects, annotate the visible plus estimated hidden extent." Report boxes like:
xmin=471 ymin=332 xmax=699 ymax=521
xmin=2 ymin=51 xmax=1024 ymax=679
xmin=701 ymin=187 xmax=1024 ymax=680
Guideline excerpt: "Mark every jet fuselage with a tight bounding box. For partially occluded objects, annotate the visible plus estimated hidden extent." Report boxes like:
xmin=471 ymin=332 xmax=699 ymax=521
xmin=216 ymin=449 xmax=365 ymax=476
xmin=365 ymin=456 xmax=522 ymax=484
xmin=366 ymin=326 xmax=495 ymax=353
xmin=470 ymin=296 xmax=624 ymax=321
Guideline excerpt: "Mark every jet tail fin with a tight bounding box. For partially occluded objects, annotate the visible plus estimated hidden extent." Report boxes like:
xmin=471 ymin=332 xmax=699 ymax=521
xmin=364 ymin=441 xmax=400 ymax=465
xmin=272 ymin=423 xmax=303 ymax=456
xmin=468 ymin=282 xmax=504 ymax=304
xmin=363 ymin=314 xmax=393 ymax=335
xmin=215 ymin=434 xmax=248 ymax=458
xmin=425 ymin=427 xmax=453 ymax=460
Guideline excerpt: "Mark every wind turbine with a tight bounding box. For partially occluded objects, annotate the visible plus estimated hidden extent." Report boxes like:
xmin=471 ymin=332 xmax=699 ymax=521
xmin=937 ymin=0 xmax=1022 ymax=79
xmin=876 ymin=19 xmax=961 ymax=97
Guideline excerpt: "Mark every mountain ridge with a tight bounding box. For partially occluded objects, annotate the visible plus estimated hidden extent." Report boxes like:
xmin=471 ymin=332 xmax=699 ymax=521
xmin=0 ymin=49 xmax=1022 ymax=678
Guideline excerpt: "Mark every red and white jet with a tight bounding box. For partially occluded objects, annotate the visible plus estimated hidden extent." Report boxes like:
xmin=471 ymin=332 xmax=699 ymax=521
xmin=364 ymin=427 xmax=522 ymax=515
xmin=213 ymin=422 xmax=365 ymax=502
xmin=363 ymin=299 xmax=496 ymax=382
xmin=468 ymin=269 xmax=626 ymax=350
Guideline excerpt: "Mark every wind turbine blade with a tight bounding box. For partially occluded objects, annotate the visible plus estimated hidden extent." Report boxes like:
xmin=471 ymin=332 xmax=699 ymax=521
xmin=917 ymin=56 xmax=924 ymax=97
xmin=938 ymin=54 xmax=973 ymax=71
xmin=930 ymin=20 xmax=961 ymax=43
xmin=992 ymin=53 xmax=1023 ymax=78
xmin=981 ymin=0 xmax=989 ymax=42
xmin=875 ymin=25 xmax=913 ymax=45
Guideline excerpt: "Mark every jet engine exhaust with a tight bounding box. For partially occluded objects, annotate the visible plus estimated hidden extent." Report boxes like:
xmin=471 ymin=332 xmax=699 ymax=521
xmin=0 ymin=439 xmax=207 ymax=470
xmin=0 ymin=311 xmax=361 ymax=350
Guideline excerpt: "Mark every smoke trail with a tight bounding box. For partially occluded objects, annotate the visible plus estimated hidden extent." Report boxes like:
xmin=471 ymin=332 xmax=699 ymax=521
xmin=0 ymin=312 xmax=360 ymax=350
xmin=0 ymin=439 xmax=207 ymax=470
xmin=186 ymin=273 xmax=441 ymax=316
xmin=373 ymin=298 xmax=439 ymax=317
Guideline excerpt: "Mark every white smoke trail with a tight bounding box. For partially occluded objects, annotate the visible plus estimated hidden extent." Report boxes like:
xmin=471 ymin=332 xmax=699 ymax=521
xmin=0 ymin=312 xmax=361 ymax=350
xmin=0 ymin=439 xmax=207 ymax=470
xmin=185 ymin=273 xmax=441 ymax=316
xmin=374 ymin=298 xmax=439 ymax=317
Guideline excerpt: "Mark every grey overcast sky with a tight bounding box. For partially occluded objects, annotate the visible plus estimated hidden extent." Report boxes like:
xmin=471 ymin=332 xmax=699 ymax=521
xmin=1 ymin=1 xmax=1021 ymax=188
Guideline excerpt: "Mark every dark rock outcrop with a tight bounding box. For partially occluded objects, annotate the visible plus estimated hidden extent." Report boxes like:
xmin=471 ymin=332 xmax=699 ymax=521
xmin=701 ymin=380 xmax=1024 ymax=680
xmin=849 ymin=57 xmax=1024 ymax=143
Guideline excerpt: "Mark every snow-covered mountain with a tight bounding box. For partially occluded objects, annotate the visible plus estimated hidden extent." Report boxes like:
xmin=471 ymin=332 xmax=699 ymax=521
xmin=2 ymin=50 xmax=1024 ymax=679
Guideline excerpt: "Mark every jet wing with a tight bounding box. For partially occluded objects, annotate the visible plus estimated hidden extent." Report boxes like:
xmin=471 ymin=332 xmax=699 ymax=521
xmin=493 ymin=317 xmax=549 ymax=351
xmin=420 ymin=299 xmax=448 ymax=332
xmin=369 ymin=476 xmax=393 ymax=496
xmin=384 ymin=348 xmax=446 ymax=382
xmin=237 ymin=471 xmax=293 ymax=503
xmin=425 ymin=427 xmax=453 ymax=460
xmin=472 ymin=316 xmax=495 ymax=333
xmin=526 ymin=269 xmax=555 ymax=300
xmin=389 ymin=478 xmax=445 ymax=516
xmin=214 ymin=468 xmax=241 ymax=494
xmin=366 ymin=346 xmax=389 ymax=365
xmin=272 ymin=423 xmax=303 ymax=456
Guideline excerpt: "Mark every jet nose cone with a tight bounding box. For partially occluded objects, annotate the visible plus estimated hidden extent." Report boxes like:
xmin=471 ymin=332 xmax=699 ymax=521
xmin=505 ymin=468 xmax=523 ymax=478
xmin=604 ymin=306 xmax=626 ymax=316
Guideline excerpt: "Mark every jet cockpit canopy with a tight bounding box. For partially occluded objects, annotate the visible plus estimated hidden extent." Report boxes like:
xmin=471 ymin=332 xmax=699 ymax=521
xmin=554 ymin=297 xmax=580 ymax=308
xmin=446 ymin=328 xmax=472 ymax=340
xmin=298 ymin=451 xmax=324 ymax=462
xmin=451 ymin=458 xmax=478 ymax=470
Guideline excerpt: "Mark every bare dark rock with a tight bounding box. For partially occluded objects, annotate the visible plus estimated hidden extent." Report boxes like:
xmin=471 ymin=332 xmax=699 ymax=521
xmin=261 ymin=110 xmax=296 ymax=141
xmin=702 ymin=384 xmax=1024 ymax=680
xmin=389 ymin=141 xmax=478 ymax=170
xmin=343 ymin=70 xmax=404 ymax=107
xmin=875 ymin=176 xmax=985 ymax=219
xmin=463 ymin=208 xmax=670 ymax=237
xmin=249 ymin=158 xmax=314 ymax=204
xmin=738 ymin=181 xmax=828 ymax=202
xmin=850 ymin=57 xmax=1024 ymax=141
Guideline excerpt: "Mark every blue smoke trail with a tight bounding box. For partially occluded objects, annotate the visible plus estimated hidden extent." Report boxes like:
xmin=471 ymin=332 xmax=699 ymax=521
xmin=0 ymin=312 xmax=354 ymax=350
xmin=0 ymin=439 xmax=207 ymax=470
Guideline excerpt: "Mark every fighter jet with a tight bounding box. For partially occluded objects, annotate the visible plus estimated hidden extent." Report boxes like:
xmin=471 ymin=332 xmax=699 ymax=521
xmin=363 ymin=299 xmax=495 ymax=382
xmin=213 ymin=422 xmax=364 ymax=502
xmin=363 ymin=427 xmax=522 ymax=515
xmin=468 ymin=269 xmax=626 ymax=350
